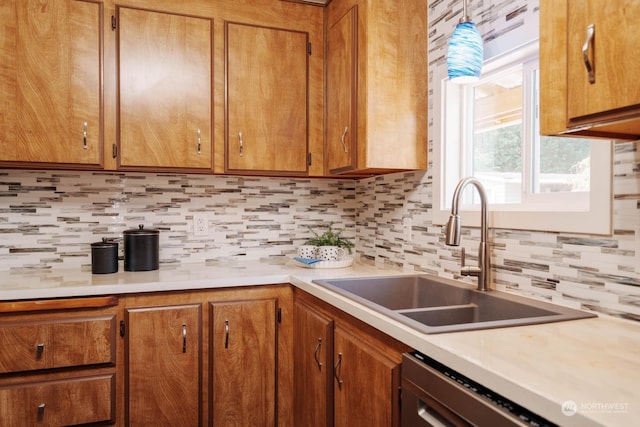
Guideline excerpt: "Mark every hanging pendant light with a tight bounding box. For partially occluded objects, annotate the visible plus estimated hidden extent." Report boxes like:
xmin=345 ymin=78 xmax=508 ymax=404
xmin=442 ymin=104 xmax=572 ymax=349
xmin=446 ymin=0 xmax=484 ymax=84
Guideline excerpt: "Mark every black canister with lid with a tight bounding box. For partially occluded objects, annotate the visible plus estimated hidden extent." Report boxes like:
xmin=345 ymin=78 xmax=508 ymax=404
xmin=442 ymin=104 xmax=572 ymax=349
xmin=124 ymin=224 xmax=160 ymax=271
xmin=91 ymin=238 xmax=119 ymax=274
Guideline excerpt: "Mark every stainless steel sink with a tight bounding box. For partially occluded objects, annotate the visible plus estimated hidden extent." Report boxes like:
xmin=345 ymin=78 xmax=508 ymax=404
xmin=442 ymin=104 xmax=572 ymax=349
xmin=312 ymin=275 xmax=596 ymax=333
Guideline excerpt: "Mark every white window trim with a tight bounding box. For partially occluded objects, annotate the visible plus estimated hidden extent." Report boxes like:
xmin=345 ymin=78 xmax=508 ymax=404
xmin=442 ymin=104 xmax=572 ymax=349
xmin=432 ymin=41 xmax=613 ymax=235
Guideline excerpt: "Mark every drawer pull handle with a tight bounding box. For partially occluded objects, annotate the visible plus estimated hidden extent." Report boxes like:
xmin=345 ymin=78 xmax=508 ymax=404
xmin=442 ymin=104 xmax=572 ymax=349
xmin=36 ymin=343 xmax=44 ymax=358
xmin=238 ymin=132 xmax=244 ymax=157
xmin=582 ymin=24 xmax=596 ymax=84
xmin=313 ymin=338 xmax=323 ymax=370
xmin=340 ymin=126 xmax=349 ymax=153
xmin=82 ymin=122 xmax=88 ymax=149
xmin=37 ymin=403 xmax=45 ymax=415
xmin=197 ymin=128 xmax=201 ymax=154
xmin=334 ymin=352 xmax=343 ymax=390
xmin=182 ymin=323 xmax=187 ymax=353
xmin=224 ymin=319 xmax=229 ymax=349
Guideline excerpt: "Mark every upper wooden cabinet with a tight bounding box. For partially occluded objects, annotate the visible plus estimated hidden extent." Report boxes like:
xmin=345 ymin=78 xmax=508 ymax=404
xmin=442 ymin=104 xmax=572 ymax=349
xmin=326 ymin=6 xmax=357 ymax=173
xmin=0 ymin=0 xmax=324 ymax=176
xmin=225 ymin=22 xmax=310 ymax=175
xmin=540 ymin=0 xmax=640 ymax=139
xmin=116 ymin=6 xmax=213 ymax=172
xmin=0 ymin=0 xmax=102 ymax=168
xmin=325 ymin=0 xmax=428 ymax=176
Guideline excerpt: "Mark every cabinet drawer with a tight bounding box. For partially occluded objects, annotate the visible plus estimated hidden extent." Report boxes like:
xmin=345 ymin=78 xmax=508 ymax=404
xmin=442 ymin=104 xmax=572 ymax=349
xmin=0 ymin=316 xmax=116 ymax=374
xmin=0 ymin=374 xmax=115 ymax=426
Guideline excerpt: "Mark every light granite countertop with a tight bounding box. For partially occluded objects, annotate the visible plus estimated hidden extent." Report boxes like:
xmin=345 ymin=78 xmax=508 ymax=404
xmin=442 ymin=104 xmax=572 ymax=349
xmin=0 ymin=260 xmax=637 ymax=427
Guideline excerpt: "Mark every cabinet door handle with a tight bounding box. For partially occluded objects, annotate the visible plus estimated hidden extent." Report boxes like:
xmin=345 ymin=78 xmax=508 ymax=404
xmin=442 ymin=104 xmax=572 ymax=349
xmin=582 ymin=24 xmax=596 ymax=84
xmin=313 ymin=337 xmax=323 ymax=371
xmin=36 ymin=343 xmax=45 ymax=358
xmin=37 ymin=403 xmax=46 ymax=416
xmin=238 ymin=132 xmax=244 ymax=157
xmin=82 ymin=121 xmax=88 ymax=149
xmin=224 ymin=319 xmax=229 ymax=349
xmin=340 ymin=126 xmax=349 ymax=153
xmin=182 ymin=323 xmax=187 ymax=353
xmin=197 ymin=129 xmax=202 ymax=154
xmin=334 ymin=352 xmax=343 ymax=390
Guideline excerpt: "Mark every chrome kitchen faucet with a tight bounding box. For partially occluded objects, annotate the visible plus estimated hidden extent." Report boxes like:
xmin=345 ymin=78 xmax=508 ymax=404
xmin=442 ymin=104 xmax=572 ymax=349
xmin=445 ymin=177 xmax=491 ymax=291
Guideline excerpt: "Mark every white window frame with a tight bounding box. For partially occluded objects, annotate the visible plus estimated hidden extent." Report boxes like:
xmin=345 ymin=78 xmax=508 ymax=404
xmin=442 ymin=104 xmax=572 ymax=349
xmin=432 ymin=41 xmax=612 ymax=235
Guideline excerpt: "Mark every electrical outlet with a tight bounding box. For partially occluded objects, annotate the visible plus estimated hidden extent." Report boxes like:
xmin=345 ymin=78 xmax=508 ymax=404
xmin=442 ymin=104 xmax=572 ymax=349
xmin=193 ymin=213 xmax=209 ymax=236
xmin=403 ymin=217 xmax=412 ymax=241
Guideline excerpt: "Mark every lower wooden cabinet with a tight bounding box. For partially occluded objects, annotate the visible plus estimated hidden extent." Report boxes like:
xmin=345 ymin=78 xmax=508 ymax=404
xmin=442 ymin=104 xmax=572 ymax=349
xmin=121 ymin=284 xmax=293 ymax=426
xmin=125 ymin=303 xmax=202 ymax=426
xmin=210 ymin=298 xmax=277 ymax=426
xmin=294 ymin=290 xmax=410 ymax=427
xmin=0 ymin=296 xmax=119 ymax=426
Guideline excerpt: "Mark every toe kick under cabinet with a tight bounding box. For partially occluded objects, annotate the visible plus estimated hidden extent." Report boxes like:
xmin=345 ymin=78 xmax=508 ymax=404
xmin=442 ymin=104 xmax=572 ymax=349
xmin=0 ymin=296 xmax=119 ymax=426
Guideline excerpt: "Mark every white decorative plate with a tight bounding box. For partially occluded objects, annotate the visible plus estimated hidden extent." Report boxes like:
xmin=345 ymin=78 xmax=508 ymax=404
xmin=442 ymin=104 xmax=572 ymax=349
xmin=293 ymin=257 xmax=354 ymax=269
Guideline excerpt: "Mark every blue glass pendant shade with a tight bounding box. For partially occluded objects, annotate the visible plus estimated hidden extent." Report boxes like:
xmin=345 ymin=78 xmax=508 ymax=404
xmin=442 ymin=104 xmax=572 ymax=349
xmin=447 ymin=21 xmax=484 ymax=84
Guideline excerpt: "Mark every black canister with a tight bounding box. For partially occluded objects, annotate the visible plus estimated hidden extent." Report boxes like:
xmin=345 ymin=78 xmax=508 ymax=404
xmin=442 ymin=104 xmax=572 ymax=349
xmin=124 ymin=224 xmax=160 ymax=271
xmin=91 ymin=238 xmax=119 ymax=274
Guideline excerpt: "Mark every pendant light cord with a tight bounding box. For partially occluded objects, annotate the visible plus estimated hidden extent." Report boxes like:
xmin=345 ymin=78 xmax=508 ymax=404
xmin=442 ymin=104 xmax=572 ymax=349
xmin=460 ymin=0 xmax=471 ymax=24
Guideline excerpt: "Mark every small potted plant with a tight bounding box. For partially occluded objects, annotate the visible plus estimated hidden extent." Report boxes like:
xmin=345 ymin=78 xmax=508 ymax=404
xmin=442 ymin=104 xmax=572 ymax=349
xmin=305 ymin=223 xmax=354 ymax=260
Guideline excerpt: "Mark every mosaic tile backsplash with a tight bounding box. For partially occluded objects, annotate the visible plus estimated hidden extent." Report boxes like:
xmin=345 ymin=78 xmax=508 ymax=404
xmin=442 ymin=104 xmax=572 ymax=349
xmin=1 ymin=142 xmax=639 ymax=322
xmin=356 ymin=141 xmax=640 ymax=321
xmin=0 ymin=171 xmax=356 ymax=269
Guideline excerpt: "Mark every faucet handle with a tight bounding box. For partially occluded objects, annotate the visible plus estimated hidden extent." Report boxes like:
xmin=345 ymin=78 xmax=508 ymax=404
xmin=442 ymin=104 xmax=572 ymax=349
xmin=460 ymin=246 xmax=481 ymax=278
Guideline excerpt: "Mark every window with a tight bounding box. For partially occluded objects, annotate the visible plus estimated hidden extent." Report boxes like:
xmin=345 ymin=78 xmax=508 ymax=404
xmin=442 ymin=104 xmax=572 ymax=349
xmin=433 ymin=42 xmax=612 ymax=234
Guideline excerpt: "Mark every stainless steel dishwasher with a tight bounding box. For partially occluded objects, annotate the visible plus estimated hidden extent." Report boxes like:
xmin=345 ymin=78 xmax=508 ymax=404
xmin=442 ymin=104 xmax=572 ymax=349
xmin=401 ymin=352 xmax=558 ymax=427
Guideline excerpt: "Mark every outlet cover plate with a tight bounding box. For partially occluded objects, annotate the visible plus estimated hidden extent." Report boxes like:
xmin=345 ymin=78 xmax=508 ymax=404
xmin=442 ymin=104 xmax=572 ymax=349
xmin=193 ymin=213 xmax=209 ymax=236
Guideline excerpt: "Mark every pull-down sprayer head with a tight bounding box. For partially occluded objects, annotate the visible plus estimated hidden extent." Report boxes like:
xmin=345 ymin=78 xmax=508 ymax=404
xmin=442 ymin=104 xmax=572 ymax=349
xmin=445 ymin=214 xmax=461 ymax=246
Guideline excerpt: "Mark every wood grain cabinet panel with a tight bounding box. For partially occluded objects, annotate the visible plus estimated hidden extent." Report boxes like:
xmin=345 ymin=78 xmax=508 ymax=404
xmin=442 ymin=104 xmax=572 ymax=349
xmin=541 ymin=0 xmax=640 ymax=139
xmin=225 ymin=22 xmax=309 ymax=175
xmin=210 ymin=298 xmax=277 ymax=426
xmin=326 ymin=6 xmax=357 ymax=174
xmin=0 ymin=0 xmax=102 ymax=167
xmin=117 ymin=6 xmax=213 ymax=171
xmin=0 ymin=374 xmax=115 ymax=426
xmin=325 ymin=0 xmax=428 ymax=175
xmin=125 ymin=303 xmax=202 ymax=426
xmin=566 ymin=0 xmax=640 ymax=122
xmin=293 ymin=290 xmax=409 ymax=427
xmin=0 ymin=316 xmax=116 ymax=374
xmin=293 ymin=299 xmax=334 ymax=427
xmin=333 ymin=324 xmax=399 ymax=427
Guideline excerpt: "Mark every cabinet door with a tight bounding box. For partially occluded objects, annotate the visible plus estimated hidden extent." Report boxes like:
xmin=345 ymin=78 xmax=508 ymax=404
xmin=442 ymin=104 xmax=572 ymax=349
xmin=125 ymin=304 xmax=202 ymax=426
xmin=333 ymin=324 xmax=400 ymax=427
xmin=0 ymin=0 xmax=101 ymax=166
xmin=210 ymin=298 xmax=277 ymax=426
xmin=326 ymin=6 xmax=357 ymax=174
xmin=117 ymin=7 xmax=212 ymax=170
xmin=567 ymin=0 xmax=640 ymax=120
xmin=293 ymin=300 xmax=334 ymax=427
xmin=225 ymin=22 xmax=308 ymax=175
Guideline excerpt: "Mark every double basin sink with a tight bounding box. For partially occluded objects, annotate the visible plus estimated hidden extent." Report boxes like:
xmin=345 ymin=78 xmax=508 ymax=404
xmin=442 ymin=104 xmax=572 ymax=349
xmin=312 ymin=275 xmax=596 ymax=333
